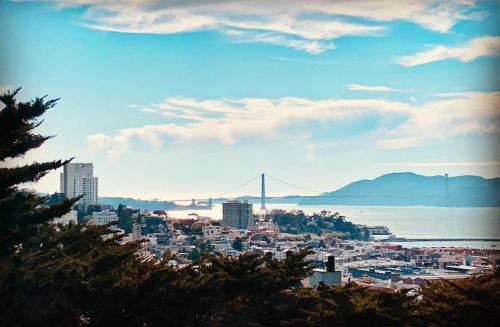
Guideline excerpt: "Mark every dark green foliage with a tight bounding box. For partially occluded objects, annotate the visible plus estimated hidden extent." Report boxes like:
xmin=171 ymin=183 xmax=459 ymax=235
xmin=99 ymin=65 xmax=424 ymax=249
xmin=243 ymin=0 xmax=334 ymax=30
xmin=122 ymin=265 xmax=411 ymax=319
xmin=116 ymin=204 xmax=139 ymax=233
xmin=0 ymin=89 xmax=55 ymax=160
xmin=187 ymin=248 xmax=200 ymax=262
xmin=415 ymin=269 xmax=500 ymax=326
xmin=0 ymin=88 xmax=78 ymax=255
xmin=232 ymin=237 xmax=243 ymax=251
xmin=265 ymin=209 xmax=368 ymax=239
xmin=44 ymin=192 xmax=66 ymax=205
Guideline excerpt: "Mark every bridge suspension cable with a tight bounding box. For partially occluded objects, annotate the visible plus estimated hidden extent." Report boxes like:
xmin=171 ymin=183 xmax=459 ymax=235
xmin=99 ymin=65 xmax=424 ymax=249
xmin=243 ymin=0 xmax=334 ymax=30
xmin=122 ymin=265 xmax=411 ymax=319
xmin=217 ymin=174 xmax=261 ymax=198
xmin=168 ymin=173 xmax=323 ymax=202
xmin=265 ymin=174 xmax=324 ymax=194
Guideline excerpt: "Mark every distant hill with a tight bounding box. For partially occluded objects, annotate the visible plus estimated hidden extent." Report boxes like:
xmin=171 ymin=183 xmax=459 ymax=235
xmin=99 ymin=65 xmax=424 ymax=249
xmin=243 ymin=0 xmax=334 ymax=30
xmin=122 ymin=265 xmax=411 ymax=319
xmin=99 ymin=197 xmax=181 ymax=211
xmin=299 ymin=172 xmax=500 ymax=207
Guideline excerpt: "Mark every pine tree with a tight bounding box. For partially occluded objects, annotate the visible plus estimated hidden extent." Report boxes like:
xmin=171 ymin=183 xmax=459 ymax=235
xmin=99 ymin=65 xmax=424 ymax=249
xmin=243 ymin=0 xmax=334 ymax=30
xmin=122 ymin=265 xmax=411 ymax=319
xmin=0 ymin=88 xmax=78 ymax=256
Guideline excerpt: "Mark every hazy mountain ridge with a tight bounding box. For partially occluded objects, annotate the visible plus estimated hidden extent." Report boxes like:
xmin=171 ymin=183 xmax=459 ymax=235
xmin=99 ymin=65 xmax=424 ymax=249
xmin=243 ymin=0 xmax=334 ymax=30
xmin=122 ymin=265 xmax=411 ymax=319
xmin=306 ymin=172 xmax=500 ymax=207
xmin=324 ymin=173 xmax=497 ymax=197
xmin=99 ymin=197 xmax=181 ymax=211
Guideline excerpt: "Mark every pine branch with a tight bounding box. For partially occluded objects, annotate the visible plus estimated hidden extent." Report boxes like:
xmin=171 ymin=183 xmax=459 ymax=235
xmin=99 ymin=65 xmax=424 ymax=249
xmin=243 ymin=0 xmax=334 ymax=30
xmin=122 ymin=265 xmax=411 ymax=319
xmin=0 ymin=159 xmax=73 ymax=198
xmin=0 ymin=192 xmax=81 ymax=255
xmin=0 ymin=88 xmax=59 ymax=160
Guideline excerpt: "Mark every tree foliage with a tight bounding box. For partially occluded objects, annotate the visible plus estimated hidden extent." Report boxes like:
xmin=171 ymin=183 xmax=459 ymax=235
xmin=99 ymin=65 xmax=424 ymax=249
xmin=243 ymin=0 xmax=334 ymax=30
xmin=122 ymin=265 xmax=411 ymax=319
xmin=0 ymin=88 xmax=78 ymax=255
xmin=265 ymin=209 xmax=368 ymax=240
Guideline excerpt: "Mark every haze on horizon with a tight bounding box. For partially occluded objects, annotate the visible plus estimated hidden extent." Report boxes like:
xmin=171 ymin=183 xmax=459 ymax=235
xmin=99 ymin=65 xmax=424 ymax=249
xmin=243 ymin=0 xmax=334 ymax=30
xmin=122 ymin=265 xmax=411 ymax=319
xmin=1 ymin=0 xmax=499 ymax=200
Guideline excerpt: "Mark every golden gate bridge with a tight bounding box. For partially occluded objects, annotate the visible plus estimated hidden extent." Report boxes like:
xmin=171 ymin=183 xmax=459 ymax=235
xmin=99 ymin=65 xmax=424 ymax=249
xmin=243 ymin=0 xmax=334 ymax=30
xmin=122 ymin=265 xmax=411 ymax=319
xmin=167 ymin=173 xmax=323 ymax=210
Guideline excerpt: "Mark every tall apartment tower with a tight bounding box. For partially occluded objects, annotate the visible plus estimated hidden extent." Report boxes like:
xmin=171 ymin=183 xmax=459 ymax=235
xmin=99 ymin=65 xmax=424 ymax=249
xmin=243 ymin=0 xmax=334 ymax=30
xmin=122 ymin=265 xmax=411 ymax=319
xmin=222 ymin=200 xmax=253 ymax=230
xmin=60 ymin=163 xmax=98 ymax=207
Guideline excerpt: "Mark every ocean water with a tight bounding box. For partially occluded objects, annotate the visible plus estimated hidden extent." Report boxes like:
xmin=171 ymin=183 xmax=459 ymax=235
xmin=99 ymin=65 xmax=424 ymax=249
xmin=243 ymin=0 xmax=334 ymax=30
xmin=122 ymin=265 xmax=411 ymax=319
xmin=166 ymin=204 xmax=500 ymax=248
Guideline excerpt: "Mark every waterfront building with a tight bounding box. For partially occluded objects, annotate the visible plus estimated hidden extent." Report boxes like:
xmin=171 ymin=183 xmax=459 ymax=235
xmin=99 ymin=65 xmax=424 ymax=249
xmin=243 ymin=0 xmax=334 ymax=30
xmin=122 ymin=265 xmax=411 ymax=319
xmin=357 ymin=225 xmax=390 ymax=235
xmin=222 ymin=200 xmax=253 ymax=229
xmin=60 ymin=163 xmax=98 ymax=207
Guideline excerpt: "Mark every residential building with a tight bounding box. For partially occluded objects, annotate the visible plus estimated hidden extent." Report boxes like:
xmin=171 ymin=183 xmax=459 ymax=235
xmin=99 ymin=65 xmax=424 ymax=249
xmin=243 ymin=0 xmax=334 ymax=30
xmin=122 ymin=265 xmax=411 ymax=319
xmin=202 ymin=225 xmax=222 ymax=240
xmin=60 ymin=163 xmax=98 ymax=207
xmin=222 ymin=200 xmax=253 ymax=229
xmin=88 ymin=210 xmax=118 ymax=225
xmin=306 ymin=255 xmax=342 ymax=287
xmin=132 ymin=223 xmax=142 ymax=241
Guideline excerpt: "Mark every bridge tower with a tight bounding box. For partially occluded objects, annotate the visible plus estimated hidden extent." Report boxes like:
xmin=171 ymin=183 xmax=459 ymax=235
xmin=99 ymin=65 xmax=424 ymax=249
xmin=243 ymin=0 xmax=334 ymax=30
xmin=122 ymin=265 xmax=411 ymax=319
xmin=261 ymin=173 xmax=266 ymax=210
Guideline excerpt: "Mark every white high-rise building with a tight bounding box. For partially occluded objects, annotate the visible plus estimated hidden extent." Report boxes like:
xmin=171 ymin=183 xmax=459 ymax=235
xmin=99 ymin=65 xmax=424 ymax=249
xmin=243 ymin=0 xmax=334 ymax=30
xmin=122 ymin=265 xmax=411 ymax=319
xmin=60 ymin=163 xmax=98 ymax=206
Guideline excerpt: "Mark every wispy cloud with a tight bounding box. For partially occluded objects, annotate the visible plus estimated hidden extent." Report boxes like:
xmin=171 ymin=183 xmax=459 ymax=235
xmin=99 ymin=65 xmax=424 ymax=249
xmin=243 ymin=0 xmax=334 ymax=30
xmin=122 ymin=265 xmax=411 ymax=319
xmin=88 ymin=91 xmax=500 ymax=157
xmin=395 ymin=36 xmax=500 ymax=67
xmin=224 ymin=30 xmax=336 ymax=54
xmin=346 ymin=84 xmax=395 ymax=92
xmin=52 ymin=0 xmax=481 ymax=54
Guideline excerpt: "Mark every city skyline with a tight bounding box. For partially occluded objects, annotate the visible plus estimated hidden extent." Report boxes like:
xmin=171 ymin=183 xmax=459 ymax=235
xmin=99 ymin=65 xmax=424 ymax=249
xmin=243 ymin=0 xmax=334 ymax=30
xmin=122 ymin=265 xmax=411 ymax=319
xmin=1 ymin=0 xmax=499 ymax=199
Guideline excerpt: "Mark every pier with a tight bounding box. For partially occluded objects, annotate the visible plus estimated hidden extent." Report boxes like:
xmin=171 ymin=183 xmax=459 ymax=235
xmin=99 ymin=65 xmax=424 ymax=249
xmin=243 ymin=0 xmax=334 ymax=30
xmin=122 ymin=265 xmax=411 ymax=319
xmin=383 ymin=238 xmax=500 ymax=243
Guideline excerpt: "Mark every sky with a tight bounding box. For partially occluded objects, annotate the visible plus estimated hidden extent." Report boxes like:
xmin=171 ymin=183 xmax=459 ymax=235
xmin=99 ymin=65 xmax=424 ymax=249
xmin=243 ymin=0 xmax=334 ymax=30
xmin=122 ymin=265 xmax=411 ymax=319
xmin=1 ymin=0 xmax=499 ymax=200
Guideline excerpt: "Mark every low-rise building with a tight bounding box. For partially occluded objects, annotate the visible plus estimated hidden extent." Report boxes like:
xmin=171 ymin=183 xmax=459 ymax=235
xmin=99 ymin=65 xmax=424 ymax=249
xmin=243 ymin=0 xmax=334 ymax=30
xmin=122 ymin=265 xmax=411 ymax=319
xmin=306 ymin=255 xmax=342 ymax=287
xmin=132 ymin=223 xmax=142 ymax=241
xmin=88 ymin=209 xmax=118 ymax=225
xmin=202 ymin=225 xmax=221 ymax=240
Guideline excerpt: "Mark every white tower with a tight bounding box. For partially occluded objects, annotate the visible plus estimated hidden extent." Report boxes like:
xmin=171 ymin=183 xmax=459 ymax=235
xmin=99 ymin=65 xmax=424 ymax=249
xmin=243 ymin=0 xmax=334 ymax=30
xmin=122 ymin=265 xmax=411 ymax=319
xmin=61 ymin=163 xmax=98 ymax=206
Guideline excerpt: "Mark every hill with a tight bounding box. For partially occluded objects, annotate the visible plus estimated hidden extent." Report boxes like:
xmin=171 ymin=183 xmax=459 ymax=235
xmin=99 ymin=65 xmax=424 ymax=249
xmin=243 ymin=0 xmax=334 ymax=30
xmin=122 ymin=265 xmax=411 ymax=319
xmin=299 ymin=172 xmax=500 ymax=207
xmin=99 ymin=197 xmax=181 ymax=211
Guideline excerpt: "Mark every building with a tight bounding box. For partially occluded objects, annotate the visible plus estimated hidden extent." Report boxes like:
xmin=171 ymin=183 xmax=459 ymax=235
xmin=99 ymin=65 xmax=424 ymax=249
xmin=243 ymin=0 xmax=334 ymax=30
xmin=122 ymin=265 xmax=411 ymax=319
xmin=132 ymin=223 xmax=142 ymax=241
xmin=60 ymin=163 xmax=98 ymax=207
xmin=357 ymin=225 xmax=390 ymax=235
xmin=306 ymin=255 xmax=342 ymax=287
xmin=222 ymin=200 xmax=253 ymax=229
xmin=52 ymin=210 xmax=78 ymax=225
xmin=202 ymin=225 xmax=222 ymax=240
xmin=88 ymin=210 xmax=118 ymax=225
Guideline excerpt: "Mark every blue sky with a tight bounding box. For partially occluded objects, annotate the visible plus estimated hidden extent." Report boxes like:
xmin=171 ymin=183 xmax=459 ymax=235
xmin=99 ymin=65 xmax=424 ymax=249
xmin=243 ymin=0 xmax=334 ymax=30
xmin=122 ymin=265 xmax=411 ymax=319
xmin=1 ymin=0 xmax=499 ymax=199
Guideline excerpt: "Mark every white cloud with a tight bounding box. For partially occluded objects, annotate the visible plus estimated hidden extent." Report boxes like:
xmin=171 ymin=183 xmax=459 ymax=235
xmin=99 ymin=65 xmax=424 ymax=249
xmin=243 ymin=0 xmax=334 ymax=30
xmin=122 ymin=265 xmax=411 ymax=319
xmin=88 ymin=92 xmax=500 ymax=157
xmin=395 ymin=36 xmax=500 ymax=66
xmin=0 ymin=85 xmax=12 ymax=94
xmin=346 ymin=84 xmax=395 ymax=92
xmin=51 ymin=0 xmax=481 ymax=53
xmin=377 ymin=92 xmax=500 ymax=148
xmin=224 ymin=30 xmax=335 ymax=54
xmin=86 ymin=133 xmax=111 ymax=149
